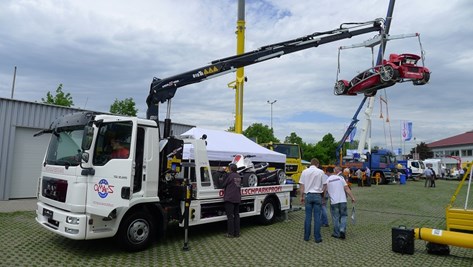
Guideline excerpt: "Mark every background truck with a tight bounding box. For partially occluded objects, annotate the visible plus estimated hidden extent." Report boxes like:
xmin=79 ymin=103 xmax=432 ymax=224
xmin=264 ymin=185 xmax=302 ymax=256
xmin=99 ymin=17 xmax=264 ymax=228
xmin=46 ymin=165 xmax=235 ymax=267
xmin=407 ymin=159 xmax=425 ymax=179
xmin=35 ymin=20 xmax=383 ymax=251
xmin=263 ymin=143 xmax=303 ymax=183
xmin=343 ymin=149 xmax=398 ymax=184
xmin=423 ymin=158 xmax=446 ymax=179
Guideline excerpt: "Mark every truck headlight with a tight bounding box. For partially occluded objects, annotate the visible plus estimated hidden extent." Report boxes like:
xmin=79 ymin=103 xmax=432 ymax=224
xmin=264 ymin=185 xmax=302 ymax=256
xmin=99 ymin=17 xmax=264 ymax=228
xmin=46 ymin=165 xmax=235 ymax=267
xmin=66 ymin=216 xmax=80 ymax=225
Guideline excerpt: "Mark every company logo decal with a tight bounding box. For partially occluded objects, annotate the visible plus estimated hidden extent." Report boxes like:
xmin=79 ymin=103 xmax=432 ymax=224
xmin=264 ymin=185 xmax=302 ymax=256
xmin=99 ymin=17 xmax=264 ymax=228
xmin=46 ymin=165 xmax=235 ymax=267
xmin=94 ymin=179 xmax=114 ymax=199
xmin=218 ymin=186 xmax=283 ymax=197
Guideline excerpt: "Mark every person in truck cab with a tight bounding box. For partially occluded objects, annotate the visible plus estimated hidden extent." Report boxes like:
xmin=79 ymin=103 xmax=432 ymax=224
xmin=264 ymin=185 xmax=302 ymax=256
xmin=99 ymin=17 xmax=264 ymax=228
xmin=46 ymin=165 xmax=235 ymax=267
xmin=110 ymin=137 xmax=130 ymax=159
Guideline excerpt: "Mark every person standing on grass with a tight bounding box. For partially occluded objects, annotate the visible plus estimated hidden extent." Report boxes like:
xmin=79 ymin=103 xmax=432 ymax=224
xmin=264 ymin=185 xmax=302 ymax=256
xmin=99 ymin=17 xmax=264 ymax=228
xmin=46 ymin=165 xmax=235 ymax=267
xmin=424 ymin=166 xmax=434 ymax=188
xmin=223 ymin=164 xmax=242 ymax=238
xmin=325 ymin=166 xmax=355 ymax=240
xmin=299 ymin=158 xmax=325 ymax=243
xmin=321 ymin=167 xmax=332 ymax=227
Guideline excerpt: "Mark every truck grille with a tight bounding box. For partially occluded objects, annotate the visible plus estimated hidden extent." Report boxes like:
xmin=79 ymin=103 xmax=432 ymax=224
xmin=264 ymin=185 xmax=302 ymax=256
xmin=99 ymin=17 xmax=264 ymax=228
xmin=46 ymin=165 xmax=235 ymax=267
xmin=286 ymin=164 xmax=298 ymax=173
xmin=42 ymin=176 xmax=68 ymax=202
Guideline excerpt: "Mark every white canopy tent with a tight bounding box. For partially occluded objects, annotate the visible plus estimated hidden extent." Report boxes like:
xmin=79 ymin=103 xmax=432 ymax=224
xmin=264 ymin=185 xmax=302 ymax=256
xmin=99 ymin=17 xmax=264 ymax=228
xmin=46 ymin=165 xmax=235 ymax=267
xmin=180 ymin=128 xmax=286 ymax=164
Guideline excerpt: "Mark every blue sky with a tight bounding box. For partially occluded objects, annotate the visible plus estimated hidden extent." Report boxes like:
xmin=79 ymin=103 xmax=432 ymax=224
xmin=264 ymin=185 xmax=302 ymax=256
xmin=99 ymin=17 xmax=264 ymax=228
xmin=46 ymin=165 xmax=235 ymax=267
xmin=0 ymin=0 xmax=472 ymax=154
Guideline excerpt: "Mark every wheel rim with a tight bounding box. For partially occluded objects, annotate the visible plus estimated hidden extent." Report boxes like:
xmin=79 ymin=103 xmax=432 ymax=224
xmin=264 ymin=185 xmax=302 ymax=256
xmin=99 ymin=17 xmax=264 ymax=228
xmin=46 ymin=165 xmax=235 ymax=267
xmin=263 ymin=202 xmax=275 ymax=220
xmin=127 ymin=219 xmax=150 ymax=244
xmin=248 ymin=173 xmax=258 ymax=187
xmin=278 ymin=171 xmax=286 ymax=185
xmin=334 ymin=81 xmax=345 ymax=95
xmin=380 ymin=65 xmax=394 ymax=82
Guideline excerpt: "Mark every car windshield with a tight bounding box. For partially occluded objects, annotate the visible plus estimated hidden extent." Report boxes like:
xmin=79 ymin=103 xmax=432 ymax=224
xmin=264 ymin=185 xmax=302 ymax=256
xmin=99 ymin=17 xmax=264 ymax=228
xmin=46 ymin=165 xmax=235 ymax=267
xmin=45 ymin=126 xmax=84 ymax=167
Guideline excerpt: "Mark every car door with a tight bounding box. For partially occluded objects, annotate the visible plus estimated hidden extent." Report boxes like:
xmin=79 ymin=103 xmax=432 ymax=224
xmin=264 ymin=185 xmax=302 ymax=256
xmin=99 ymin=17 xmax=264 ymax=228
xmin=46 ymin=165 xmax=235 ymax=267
xmin=86 ymin=119 xmax=136 ymax=217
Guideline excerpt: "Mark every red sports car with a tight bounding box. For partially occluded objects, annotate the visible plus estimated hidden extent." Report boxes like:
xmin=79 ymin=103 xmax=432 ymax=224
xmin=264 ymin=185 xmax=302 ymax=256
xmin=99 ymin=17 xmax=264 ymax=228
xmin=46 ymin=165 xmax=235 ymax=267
xmin=334 ymin=53 xmax=430 ymax=96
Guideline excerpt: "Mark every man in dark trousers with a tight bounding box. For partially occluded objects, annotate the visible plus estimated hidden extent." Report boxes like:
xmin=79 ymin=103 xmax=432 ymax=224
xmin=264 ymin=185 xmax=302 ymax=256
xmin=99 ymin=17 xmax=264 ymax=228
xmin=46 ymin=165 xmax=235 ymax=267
xmin=223 ymin=164 xmax=242 ymax=238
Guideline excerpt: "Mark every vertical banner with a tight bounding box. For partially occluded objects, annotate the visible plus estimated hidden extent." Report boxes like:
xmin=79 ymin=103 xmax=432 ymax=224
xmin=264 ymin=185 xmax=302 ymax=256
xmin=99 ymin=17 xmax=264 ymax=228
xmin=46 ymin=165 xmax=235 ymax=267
xmin=401 ymin=121 xmax=412 ymax=141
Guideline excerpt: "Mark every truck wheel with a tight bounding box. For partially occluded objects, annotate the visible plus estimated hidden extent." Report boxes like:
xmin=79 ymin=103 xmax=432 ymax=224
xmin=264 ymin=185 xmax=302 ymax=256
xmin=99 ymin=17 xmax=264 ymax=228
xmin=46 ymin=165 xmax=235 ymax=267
xmin=242 ymin=173 xmax=258 ymax=187
xmin=117 ymin=211 xmax=154 ymax=252
xmin=258 ymin=198 xmax=276 ymax=225
xmin=378 ymin=174 xmax=386 ymax=184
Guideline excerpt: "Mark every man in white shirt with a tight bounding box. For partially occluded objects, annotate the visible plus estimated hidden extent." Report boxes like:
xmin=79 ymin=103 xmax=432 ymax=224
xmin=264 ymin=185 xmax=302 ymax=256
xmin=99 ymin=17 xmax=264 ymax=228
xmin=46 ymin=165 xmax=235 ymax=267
xmin=325 ymin=166 xmax=355 ymax=239
xmin=299 ymin=158 xmax=325 ymax=243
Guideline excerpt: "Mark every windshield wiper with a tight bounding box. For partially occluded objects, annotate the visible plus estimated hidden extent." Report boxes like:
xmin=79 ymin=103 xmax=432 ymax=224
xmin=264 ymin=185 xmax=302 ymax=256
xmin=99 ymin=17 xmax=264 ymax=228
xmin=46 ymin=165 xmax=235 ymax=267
xmin=34 ymin=129 xmax=59 ymax=137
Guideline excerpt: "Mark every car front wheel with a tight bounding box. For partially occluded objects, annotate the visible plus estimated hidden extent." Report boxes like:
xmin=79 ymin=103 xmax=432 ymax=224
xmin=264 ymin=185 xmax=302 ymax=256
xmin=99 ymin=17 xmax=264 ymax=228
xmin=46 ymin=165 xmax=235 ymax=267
xmin=380 ymin=65 xmax=395 ymax=82
xmin=242 ymin=172 xmax=258 ymax=187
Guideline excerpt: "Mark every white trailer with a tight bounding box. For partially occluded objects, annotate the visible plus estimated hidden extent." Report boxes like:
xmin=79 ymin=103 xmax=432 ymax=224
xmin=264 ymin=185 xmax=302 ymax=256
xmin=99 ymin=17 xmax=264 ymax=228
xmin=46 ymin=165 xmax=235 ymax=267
xmin=423 ymin=158 xmax=446 ymax=178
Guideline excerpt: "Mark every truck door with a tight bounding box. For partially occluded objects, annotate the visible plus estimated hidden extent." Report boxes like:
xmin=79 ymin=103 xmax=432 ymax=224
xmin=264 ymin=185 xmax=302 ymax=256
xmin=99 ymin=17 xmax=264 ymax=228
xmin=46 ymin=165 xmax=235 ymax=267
xmin=86 ymin=120 xmax=136 ymax=217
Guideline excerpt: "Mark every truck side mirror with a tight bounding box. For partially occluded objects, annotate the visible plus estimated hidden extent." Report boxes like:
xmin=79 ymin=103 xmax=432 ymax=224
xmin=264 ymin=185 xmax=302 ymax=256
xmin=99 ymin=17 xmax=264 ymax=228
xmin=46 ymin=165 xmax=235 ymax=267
xmin=81 ymin=125 xmax=94 ymax=150
xmin=81 ymin=152 xmax=90 ymax=163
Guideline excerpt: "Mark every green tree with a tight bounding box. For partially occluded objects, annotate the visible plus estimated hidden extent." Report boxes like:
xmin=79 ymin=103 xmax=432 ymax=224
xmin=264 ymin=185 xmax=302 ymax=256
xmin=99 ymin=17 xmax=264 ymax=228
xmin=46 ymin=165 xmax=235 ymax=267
xmin=42 ymin=84 xmax=74 ymax=107
xmin=284 ymin=132 xmax=304 ymax=146
xmin=301 ymin=133 xmax=338 ymax=165
xmin=109 ymin=98 xmax=138 ymax=116
xmin=226 ymin=125 xmax=235 ymax=132
xmin=243 ymin=123 xmax=279 ymax=144
xmin=410 ymin=142 xmax=433 ymax=160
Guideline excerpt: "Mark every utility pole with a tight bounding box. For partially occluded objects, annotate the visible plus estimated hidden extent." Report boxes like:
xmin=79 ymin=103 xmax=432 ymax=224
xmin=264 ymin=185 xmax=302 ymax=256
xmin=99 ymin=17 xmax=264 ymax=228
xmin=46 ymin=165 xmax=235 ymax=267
xmin=11 ymin=66 xmax=17 ymax=99
xmin=267 ymin=100 xmax=277 ymax=130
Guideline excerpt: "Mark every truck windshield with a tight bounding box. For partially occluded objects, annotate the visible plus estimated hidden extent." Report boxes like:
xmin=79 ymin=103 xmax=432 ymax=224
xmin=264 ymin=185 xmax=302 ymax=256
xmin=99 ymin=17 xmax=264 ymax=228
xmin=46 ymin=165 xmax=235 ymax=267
xmin=273 ymin=144 xmax=300 ymax=158
xmin=45 ymin=127 xmax=84 ymax=167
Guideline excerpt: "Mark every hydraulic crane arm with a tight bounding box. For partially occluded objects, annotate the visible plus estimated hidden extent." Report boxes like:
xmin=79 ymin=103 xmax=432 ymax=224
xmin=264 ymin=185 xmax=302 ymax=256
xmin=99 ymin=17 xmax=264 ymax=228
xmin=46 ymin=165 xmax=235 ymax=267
xmin=146 ymin=19 xmax=384 ymax=111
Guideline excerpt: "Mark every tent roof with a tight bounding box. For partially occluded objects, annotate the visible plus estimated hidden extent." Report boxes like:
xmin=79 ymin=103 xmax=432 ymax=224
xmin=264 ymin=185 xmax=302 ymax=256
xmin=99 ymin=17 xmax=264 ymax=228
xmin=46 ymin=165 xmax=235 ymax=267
xmin=181 ymin=128 xmax=286 ymax=163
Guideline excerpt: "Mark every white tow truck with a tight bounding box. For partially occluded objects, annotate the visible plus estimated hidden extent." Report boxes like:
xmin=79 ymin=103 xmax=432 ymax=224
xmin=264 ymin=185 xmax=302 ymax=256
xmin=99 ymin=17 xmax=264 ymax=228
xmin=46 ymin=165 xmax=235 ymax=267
xmin=35 ymin=19 xmax=384 ymax=251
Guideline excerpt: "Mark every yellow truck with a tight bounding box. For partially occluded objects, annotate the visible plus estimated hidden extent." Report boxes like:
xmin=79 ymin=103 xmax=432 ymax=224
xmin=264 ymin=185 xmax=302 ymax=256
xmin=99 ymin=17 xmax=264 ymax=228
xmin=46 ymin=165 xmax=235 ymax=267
xmin=264 ymin=143 xmax=303 ymax=183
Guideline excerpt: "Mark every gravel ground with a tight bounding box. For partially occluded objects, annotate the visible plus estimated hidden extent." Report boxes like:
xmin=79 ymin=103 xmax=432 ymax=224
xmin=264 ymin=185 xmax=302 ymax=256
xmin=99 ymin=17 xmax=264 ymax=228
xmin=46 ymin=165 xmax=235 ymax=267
xmin=1 ymin=179 xmax=472 ymax=266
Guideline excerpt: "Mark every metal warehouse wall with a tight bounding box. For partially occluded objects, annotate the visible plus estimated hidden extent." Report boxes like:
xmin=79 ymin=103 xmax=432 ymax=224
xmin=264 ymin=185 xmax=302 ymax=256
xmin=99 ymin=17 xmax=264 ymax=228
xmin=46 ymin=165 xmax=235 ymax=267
xmin=0 ymin=97 xmax=194 ymax=200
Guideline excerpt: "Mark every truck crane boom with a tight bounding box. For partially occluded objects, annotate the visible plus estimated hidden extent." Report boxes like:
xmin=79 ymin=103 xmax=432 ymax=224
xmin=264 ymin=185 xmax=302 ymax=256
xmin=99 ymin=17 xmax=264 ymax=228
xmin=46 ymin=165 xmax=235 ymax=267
xmin=146 ymin=19 xmax=384 ymax=138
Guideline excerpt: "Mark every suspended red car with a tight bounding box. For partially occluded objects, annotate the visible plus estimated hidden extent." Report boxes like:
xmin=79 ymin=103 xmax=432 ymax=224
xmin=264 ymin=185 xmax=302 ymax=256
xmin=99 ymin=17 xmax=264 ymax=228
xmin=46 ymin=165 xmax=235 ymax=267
xmin=334 ymin=53 xmax=430 ymax=96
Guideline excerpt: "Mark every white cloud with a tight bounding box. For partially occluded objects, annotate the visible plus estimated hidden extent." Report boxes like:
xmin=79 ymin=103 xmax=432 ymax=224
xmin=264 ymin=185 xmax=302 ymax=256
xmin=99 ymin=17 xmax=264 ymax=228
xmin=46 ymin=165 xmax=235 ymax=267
xmin=0 ymin=0 xmax=472 ymax=152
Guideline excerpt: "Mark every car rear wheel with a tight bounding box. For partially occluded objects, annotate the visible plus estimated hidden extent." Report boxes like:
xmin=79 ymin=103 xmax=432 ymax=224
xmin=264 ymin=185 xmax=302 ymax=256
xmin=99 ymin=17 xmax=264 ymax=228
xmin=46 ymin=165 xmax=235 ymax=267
xmin=380 ymin=65 xmax=395 ymax=82
xmin=420 ymin=72 xmax=430 ymax=84
xmin=277 ymin=170 xmax=286 ymax=185
xmin=334 ymin=81 xmax=347 ymax=95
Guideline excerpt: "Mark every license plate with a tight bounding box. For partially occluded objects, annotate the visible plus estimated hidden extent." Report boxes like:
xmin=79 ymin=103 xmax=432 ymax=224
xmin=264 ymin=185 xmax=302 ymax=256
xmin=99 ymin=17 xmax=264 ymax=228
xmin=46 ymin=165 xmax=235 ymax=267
xmin=43 ymin=208 xmax=53 ymax=219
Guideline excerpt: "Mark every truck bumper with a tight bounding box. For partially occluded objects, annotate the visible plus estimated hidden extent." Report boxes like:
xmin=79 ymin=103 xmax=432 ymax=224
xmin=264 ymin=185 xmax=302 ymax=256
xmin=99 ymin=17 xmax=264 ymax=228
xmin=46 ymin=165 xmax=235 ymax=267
xmin=36 ymin=202 xmax=88 ymax=240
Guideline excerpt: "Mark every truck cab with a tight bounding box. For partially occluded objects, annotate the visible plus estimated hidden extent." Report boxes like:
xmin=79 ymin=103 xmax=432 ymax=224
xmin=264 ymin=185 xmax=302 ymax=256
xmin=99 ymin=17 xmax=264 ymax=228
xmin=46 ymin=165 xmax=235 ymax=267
xmin=407 ymin=159 xmax=425 ymax=179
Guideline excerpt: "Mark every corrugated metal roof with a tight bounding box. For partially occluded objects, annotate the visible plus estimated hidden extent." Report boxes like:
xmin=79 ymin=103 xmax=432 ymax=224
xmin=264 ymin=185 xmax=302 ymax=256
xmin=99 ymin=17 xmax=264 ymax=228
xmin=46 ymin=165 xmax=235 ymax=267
xmin=427 ymin=131 xmax=473 ymax=148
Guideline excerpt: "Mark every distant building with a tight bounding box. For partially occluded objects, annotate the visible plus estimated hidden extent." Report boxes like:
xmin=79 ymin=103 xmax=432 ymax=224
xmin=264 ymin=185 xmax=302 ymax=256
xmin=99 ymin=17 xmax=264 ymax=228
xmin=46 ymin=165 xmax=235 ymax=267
xmin=427 ymin=131 xmax=473 ymax=170
xmin=0 ymin=97 xmax=194 ymax=200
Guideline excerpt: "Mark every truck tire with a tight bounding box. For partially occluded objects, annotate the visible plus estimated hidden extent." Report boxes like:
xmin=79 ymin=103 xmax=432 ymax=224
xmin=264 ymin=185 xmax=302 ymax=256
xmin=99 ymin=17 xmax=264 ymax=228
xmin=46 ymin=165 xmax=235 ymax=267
xmin=242 ymin=173 xmax=258 ymax=187
xmin=258 ymin=198 xmax=277 ymax=225
xmin=116 ymin=210 xmax=154 ymax=252
xmin=378 ymin=173 xmax=386 ymax=184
